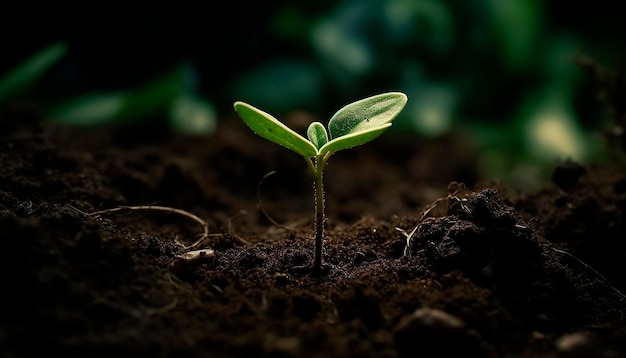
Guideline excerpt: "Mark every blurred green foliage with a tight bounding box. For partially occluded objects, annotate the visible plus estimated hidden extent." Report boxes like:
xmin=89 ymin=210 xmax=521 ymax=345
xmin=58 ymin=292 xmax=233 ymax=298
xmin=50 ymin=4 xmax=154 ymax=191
xmin=0 ymin=42 xmax=68 ymax=104
xmin=49 ymin=64 xmax=216 ymax=135
xmin=1 ymin=0 xmax=623 ymax=188
xmin=0 ymin=48 xmax=216 ymax=136
xmin=230 ymin=0 xmax=615 ymax=188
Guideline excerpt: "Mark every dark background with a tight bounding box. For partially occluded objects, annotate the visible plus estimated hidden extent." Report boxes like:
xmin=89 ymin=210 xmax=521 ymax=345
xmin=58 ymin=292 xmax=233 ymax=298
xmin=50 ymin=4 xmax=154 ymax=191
xmin=2 ymin=0 xmax=334 ymax=113
xmin=2 ymin=0 xmax=625 ymax=188
xmin=2 ymin=1 xmax=623 ymax=111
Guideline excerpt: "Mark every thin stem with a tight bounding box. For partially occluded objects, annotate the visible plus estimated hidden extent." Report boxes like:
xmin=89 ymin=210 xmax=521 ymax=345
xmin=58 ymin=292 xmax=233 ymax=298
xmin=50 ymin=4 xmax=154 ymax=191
xmin=312 ymin=153 xmax=326 ymax=272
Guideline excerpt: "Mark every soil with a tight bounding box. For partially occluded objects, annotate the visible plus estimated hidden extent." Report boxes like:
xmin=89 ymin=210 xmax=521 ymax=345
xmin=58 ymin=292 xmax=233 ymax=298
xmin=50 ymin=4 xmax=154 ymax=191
xmin=1 ymin=105 xmax=626 ymax=358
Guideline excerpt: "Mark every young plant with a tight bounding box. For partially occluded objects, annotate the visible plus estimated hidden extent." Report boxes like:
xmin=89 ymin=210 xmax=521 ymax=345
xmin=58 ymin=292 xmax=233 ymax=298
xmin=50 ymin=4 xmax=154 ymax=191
xmin=233 ymin=92 xmax=408 ymax=273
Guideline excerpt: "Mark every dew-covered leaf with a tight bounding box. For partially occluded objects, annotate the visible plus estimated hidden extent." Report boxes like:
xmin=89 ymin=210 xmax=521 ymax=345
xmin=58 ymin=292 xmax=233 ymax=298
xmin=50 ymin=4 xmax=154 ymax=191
xmin=234 ymin=101 xmax=317 ymax=158
xmin=328 ymin=92 xmax=407 ymax=139
xmin=307 ymin=122 xmax=328 ymax=150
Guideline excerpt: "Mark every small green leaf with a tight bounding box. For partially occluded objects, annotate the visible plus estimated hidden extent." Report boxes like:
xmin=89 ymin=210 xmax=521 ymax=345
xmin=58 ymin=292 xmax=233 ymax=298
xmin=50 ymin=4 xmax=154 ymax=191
xmin=234 ymin=101 xmax=318 ymax=158
xmin=328 ymin=92 xmax=408 ymax=139
xmin=319 ymin=123 xmax=391 ymax=155
xmin=307 ymin=122 xmax=328 ymax=149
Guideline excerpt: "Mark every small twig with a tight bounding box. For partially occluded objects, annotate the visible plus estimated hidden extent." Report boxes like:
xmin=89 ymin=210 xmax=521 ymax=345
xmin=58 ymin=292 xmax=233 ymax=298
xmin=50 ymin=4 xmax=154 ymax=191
xmin=256 ymin=171 xmax=299 ymax=231
xmin=420 ymin=187 xmax=469 ymax=221
xmin=399 ymin=187 xmax=470 ymax=256
xmin=227 ymin=209 xmax=252 ymax=245
xmin=449 ymin=195 xmax=471 ymax=214
xmin=551 ymin=246 xmax=626 ymax=301
xmin=419 ymin=197 xmax=448 ymax=221
xmin=143 ymin=298 xmax=179 ymax=316
xmin=89 ymin=292 xmax=178 ymax=319
xmin=396 ymin=226 xmax=419 ymax=257
xmin=70 ymin=204 xmax=210 ymax=249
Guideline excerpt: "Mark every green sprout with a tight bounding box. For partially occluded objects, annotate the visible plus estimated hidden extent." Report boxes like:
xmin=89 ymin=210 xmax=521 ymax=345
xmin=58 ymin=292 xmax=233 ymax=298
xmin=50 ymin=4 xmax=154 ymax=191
xmin=234 ymin=92 xmax=408 ymax=273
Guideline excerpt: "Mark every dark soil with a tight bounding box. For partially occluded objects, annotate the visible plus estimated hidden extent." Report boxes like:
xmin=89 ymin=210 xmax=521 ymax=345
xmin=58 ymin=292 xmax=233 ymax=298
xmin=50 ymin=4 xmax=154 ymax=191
xmin=1 ymin=106 xmax=626 ymax=358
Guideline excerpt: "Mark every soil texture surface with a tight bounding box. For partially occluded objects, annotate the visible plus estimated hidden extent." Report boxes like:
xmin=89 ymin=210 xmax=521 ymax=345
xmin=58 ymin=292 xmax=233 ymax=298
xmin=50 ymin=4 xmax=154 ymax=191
xmin=2 ymin=108 xmax=626 ymax=357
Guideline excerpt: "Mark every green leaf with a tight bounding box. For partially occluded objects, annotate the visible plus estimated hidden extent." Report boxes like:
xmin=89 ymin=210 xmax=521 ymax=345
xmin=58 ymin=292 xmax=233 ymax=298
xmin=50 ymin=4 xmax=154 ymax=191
xmin=234 ymin=101 xmax=318 ymax=158
xmin=328 ymin=92 xmax=407 ymax=139
xmin=319 ymin=123 xmax=391 ymax=155
xmin=0 ymin=41 xmax=68 ymax=102
xmin=307 ymin=122 xmax=328 ymax=149
xmin=318 ymin=92 xmax=407 ymax=155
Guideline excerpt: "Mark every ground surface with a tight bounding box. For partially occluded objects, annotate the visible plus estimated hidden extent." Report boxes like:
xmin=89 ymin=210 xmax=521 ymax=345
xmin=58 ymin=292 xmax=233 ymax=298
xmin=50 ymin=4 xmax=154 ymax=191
xmin=1 ymin=107 xmax=626 ymax=357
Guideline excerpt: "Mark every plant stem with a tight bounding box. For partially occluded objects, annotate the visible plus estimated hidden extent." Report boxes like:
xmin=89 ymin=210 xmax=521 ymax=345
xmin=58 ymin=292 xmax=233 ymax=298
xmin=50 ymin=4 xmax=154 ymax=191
xmin=312 ymin=154 xmax=326 ymax=272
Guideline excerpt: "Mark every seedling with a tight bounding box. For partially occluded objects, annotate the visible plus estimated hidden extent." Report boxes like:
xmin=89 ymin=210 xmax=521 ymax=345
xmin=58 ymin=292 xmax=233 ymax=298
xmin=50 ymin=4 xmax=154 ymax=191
xmin=234 ymin=92 xmax=408 ymax=273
